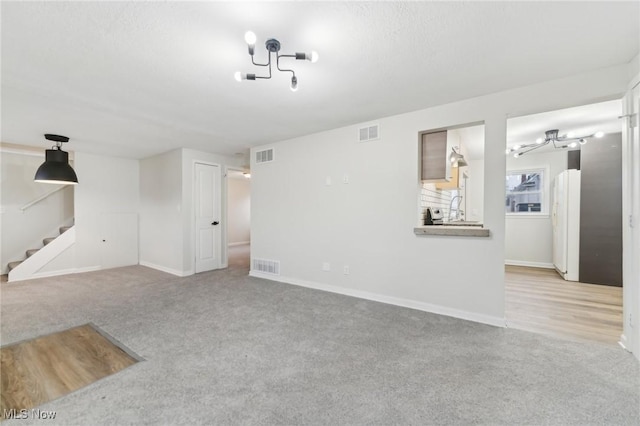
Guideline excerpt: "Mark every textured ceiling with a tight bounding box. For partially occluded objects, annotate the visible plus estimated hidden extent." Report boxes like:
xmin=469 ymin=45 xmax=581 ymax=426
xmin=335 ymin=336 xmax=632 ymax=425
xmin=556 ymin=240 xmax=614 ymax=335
xmin=2 ymin=1 xmax=638 ymax=159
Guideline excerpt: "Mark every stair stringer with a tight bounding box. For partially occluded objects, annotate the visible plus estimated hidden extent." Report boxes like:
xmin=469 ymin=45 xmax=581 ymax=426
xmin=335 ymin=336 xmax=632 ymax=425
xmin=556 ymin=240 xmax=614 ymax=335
xmin=8 ymin=227 xmax=76 ymax=282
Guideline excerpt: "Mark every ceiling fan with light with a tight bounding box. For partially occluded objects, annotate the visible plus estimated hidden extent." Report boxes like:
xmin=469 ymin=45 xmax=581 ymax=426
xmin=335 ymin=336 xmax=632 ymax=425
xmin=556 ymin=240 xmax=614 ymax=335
xmin=507 ymin=129 xmax=605 ymax=158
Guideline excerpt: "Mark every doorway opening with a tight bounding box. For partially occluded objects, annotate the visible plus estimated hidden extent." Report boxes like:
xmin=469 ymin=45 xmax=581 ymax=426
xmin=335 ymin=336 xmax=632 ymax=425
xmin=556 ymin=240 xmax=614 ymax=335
xmin=226 ymin=169 xmax=250 ymax=270
xmin=504 ymin=99 xmax=624 ymax=345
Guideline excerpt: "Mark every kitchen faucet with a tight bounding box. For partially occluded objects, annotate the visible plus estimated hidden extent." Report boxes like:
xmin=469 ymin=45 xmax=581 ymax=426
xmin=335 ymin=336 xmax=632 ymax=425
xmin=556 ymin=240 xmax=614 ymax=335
xmin=449 ymin=195 xmax=463 ymax=221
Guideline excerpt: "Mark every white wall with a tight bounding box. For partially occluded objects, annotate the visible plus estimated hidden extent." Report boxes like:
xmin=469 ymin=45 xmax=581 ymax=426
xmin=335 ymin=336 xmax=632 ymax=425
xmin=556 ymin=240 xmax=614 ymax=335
xmin=139 ymin=148 xmax=242 ymax=276
xmin=227 ymin=177 xmax=250 ymax=245
xmin=1 ymin=150 xmax=74 ymax=273
xmin=505 ymin=149 xmax=568 ymax=268
xmin=251 ymin=64 xmax=630 ymax=326
xmin=139 ymin=149 xmax=183 ymax=274
xmin=74 ymin=151 xmax=139 ymax=271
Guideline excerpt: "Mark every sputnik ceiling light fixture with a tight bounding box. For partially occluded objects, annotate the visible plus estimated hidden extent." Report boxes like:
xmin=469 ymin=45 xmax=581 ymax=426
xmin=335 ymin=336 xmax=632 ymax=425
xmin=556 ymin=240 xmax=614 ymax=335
xmin=234 ymin=31 xmax=318 ymax=92
xmin=507 ymin=129 xmax=605 ymax=158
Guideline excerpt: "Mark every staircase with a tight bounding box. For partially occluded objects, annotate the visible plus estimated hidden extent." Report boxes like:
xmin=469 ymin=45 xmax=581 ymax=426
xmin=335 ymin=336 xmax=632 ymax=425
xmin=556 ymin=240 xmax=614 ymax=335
xmin=7 ymin=225 xmax=73 ymax=274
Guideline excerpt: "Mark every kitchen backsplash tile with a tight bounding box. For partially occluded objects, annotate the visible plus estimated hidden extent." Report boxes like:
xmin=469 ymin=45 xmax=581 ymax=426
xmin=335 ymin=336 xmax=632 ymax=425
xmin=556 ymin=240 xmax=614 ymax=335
xmin=418 ymin=183 xmax=460 ymax=224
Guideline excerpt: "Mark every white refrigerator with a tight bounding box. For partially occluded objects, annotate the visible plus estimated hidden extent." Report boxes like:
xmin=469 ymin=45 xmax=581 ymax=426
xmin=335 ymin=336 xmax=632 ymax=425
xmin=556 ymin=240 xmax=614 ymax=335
xmin=552 ymin=170 xmax=581 ymax=281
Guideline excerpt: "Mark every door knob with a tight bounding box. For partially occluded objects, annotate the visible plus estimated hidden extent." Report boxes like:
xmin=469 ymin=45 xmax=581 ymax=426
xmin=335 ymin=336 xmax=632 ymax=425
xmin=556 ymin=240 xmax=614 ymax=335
xmin=212 ymin=221 xmax=219 ymax=226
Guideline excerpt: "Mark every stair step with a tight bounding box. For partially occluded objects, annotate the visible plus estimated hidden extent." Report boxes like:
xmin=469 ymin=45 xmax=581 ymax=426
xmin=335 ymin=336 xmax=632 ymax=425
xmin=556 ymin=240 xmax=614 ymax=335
xmin=43 ymin=237 xmax=56 ymax=246
xmin=8 ymin=261 xmax=23 ymax=272
xmin=59 ymin=226 xmax=71 ymax=234
xmin=26 ymin=249 xmax=39 ymax=258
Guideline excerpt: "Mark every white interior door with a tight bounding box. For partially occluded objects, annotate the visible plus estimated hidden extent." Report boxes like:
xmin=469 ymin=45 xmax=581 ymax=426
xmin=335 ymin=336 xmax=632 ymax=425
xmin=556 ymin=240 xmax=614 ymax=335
xmin=195 ymin=162 xmax=220 ymax=273
xmin=100 ymin=213 xmax=138 ymax=269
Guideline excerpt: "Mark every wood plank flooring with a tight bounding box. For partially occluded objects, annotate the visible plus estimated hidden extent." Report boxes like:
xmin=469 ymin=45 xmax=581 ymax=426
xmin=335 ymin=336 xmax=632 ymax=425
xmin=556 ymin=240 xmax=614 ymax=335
xmin=505 ymin=265 xmax=623 ymax=345
xmin=1 ymin=324 xmax=139 ymax=418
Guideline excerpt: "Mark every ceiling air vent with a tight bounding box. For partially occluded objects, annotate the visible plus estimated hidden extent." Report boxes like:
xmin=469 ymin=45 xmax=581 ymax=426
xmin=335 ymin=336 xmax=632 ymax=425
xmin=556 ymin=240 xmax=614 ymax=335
xmin=252 ymin=258 xmax=280 ymax=275
xmin=358 ymin=124 xmax=380 ymax=142
xmin=255 ymin=148 xmax=274 ymax=164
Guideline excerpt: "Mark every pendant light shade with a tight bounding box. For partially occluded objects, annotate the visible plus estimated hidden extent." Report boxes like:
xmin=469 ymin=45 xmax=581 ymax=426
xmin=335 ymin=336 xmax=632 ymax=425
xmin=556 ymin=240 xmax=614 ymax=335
xmin=34 ymin=134 xmax=78 ymax=185
xmin=449 ymin=147 xmax=468 ymax=167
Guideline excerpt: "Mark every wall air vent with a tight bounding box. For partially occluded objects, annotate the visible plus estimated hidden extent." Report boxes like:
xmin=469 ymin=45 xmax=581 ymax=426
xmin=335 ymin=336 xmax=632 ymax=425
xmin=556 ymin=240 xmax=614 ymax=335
xmin=255 ymin=148 xmax=274 ymax=164
xmin=252 ymin=258 xmax=280 ymax=275
xmin=358 ymin=124 xmax=380 ymax=142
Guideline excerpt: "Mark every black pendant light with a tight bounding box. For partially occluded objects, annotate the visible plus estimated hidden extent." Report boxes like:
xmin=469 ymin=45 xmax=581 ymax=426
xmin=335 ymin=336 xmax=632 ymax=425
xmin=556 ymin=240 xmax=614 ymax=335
xmin=34 ymin=134 xmax=78 ymax=185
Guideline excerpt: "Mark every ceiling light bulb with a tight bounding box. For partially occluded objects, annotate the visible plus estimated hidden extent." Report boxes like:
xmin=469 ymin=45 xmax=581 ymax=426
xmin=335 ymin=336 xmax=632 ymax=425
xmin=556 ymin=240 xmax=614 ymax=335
xmin=513 ymin=153 xmax=521 ymax=158
xmin=244 ymin=31 xmax=257 ymax=45
xmin=310 ymin=51 xmax=319 ymax=63
xmin=234 ymin=71 xmax=242 ymax=82
xmin=579 ymin=138 xmax=587 ymax=145
xmin=569 ymin=142 xmax=577 ymax=148
xmin=290 ymin=76 xmax=298 ymax=92
xmin=566 ymin=132 xmax=575 ymax=138
xmin=505 ymin=148 xmax=511 ymax=155
xmin=513 ymin=144 xmax=521 ymax=150
xmin=595 ymin=131 xmax=604 ymax=138
xmin=535 ymin=138 xmax=543 ymax=144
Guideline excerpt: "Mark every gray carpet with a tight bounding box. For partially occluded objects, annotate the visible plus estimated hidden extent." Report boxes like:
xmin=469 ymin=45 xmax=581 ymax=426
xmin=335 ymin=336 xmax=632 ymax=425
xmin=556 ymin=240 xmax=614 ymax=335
xmin=1 ymin=246 xmax=638 ymax=425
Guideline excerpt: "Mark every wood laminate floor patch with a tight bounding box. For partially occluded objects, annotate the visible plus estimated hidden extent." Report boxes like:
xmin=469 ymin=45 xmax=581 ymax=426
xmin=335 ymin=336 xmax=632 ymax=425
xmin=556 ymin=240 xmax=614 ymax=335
xmin=1 ymin=324 xmax=139 ymax=418
xmin=505 ymin=266 xmax=623 ymax=345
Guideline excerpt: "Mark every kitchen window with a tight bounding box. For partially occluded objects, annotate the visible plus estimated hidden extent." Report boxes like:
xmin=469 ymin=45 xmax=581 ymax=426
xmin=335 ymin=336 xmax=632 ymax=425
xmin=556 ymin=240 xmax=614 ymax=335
xmin=505 ymin=168 xmax=547 ymax=215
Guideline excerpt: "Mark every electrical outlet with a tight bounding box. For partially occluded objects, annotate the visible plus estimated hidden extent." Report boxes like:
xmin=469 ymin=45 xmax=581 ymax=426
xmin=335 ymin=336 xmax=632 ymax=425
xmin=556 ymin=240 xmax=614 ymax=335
xmin=325 ymin=176 xmax=332 ymax=186
xmin=322 ymin=262 xmax=331 ymax=271
xmin=343 ymin=174 xmax=349 ymax=184
xmin=343 ymin=265 xmax=350 ymax=275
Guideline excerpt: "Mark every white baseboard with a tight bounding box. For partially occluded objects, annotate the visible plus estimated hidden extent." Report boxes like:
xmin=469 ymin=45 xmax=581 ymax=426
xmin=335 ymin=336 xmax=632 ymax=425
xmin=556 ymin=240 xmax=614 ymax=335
xmin=73 ymin=266 xmax=103 ymax=274
xmin=249 ymin=271 xmax=506 ymax=328
xmin=139 ymin=260 xmax=192 ymax=277
xmin=12 ymin=265 xmax=101 ymax=282
xmin=228 ymin=241 xmax=250 ymax=247
xmin=619 ymin=333 xmax=630 ymax=352
xmin=505 ymin=259 xmax=554 ymax=269
xmin=9 ymin=227 xmax=76 ymax=282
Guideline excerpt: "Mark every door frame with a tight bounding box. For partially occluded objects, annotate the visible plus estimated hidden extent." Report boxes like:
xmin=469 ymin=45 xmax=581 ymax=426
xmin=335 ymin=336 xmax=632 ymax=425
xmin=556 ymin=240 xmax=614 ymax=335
xmin=504 ymin=97 xmax=632 ymax=350
xmin=621 ymin=77 xmax=640 ymax=359
xmin=192 ymin=160 xmax=223 ymax=272
xmin=223 ymin=166 xmax=248 ymax=267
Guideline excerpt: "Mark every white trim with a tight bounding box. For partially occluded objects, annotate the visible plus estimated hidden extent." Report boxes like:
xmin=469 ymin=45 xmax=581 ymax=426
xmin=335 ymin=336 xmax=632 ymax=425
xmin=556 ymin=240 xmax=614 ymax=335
xmin=224 ymin=165 xmax=248 ymax=268
xmin=139 ymin=260 xmax=192 ymax=277
xmin=8 ymin=266 xmax=101 ymax=282
xmin=621 ymin=80 xmax=640 ymax=360
xmin=0 ymin=146 xmax=44 ymax=157
xmin=20 ymin=185 xmax=69 ymax=211
xmin=228 ymin=241 xmax=250 ymax=247
xmin=505 ymin=259 xmax=554 ymax=269
xmin=74 ymin=266 xmax=102 ymax=274
xmin=8 ymin=227 xmax=76 ymax=282
xmin=619 ymin=333 xmax=629 ymax=352
xmin=28 ymin=266 xmax=101 ymax=280
xmin=249 ymin=271 xmax=506 ymax=328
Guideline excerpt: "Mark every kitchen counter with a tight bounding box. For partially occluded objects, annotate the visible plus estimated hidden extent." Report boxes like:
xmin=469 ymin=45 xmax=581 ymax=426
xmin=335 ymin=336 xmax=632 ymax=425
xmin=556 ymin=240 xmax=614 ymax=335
xmin=414 ymin=225 xmax=490 ymax=237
